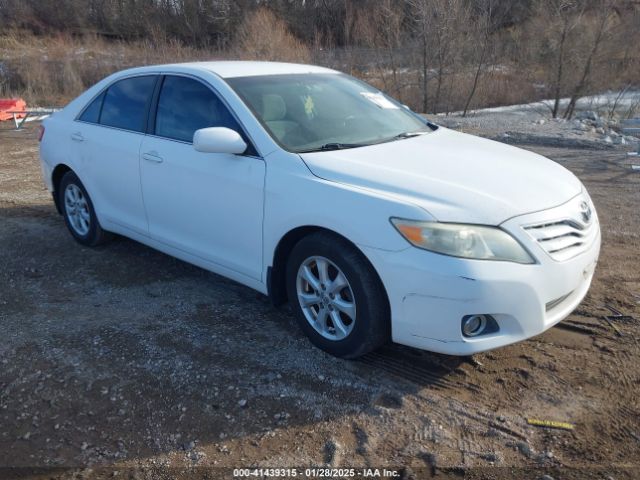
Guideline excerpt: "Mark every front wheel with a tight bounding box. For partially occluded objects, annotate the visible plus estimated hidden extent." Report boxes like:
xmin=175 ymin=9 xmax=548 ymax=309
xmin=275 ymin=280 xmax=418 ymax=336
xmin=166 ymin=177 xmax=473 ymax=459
xmin=286 ymin=232 xmax=390 ymax=358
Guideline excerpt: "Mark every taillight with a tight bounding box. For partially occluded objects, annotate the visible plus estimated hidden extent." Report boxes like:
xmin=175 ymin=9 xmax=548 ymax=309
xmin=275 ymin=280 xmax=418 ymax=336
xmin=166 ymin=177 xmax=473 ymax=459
xmin=38 ymin=125 xmax=45 ymax=142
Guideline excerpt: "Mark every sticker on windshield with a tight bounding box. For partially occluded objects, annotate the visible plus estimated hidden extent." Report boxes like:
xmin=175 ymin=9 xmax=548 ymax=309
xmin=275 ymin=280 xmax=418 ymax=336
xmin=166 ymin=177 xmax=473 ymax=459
xmin=360 ymin=92 xmax=399 ymax=109
xmin=303 ymin=95 xmax=316 ymax=118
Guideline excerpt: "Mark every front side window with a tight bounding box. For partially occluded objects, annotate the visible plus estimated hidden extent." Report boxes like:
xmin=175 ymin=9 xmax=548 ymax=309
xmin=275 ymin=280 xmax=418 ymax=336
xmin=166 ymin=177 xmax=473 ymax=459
xmin=155 ymin=75 xmax=242 ymax=143
xmin=100 ymin=75 xmax=156 ymax=132
xmin=227 ymin=73 xmax=433 ymax=153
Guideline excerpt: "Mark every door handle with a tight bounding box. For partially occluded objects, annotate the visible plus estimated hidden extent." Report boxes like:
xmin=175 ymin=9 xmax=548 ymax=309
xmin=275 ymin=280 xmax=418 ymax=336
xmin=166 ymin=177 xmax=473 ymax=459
xmin=71 ymin=132 xmax=84 ymax=142
xmin=142 ymin=151 xmax=164 ymax=163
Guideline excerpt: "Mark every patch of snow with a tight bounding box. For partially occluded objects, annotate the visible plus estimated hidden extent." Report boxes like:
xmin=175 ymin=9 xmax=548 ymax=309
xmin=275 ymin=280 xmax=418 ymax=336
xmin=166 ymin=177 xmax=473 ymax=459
xmin=443 ymin=90 xmax=640 ymax=117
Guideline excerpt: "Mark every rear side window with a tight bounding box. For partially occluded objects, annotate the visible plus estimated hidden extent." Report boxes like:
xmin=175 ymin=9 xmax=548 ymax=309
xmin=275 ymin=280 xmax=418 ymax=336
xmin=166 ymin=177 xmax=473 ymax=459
xmin=79 ymin=91 xmax=105 ymax=123
xmin=100 ymin=76 xmax=156 ymax=132
xmin=155 ymin=75 xmax=242 ymax=143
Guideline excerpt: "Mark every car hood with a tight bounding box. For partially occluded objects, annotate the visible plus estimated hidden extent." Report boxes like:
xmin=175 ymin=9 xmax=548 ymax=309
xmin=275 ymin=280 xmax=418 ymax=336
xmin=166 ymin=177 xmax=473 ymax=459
xmin=299 ymin=127 xmax=582 ymax=225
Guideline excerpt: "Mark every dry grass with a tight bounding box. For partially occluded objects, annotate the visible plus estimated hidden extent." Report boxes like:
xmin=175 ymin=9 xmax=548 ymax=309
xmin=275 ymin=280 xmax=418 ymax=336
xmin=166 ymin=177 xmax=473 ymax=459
xmin=0 ymin=12 xmax=313 ymax=107
xmin=0 ymin=31 xmax=220 ymax=105
xmin=359 ymin=67 xmax=549 ymax=115
xmin=233 ymin=8 xmax=311 ymax=64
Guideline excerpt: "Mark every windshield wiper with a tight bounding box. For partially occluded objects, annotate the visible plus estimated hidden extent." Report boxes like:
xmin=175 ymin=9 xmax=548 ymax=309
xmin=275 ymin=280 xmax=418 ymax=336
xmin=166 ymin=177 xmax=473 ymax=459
xmin=371 ymin=130 xmax=430 ymax=146
xmin=299 ymin=133 xmax=429 ymax=153
xmin=392 ymin=131 xmax=429 ymax=140
xmin=299 ymin=142 xmax=371 ymax=153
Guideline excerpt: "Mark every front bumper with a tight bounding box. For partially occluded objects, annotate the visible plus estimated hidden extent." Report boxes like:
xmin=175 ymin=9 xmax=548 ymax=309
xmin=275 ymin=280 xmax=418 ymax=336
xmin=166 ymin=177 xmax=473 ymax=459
xmin=360 ymin=205 xmax=601 ymax=355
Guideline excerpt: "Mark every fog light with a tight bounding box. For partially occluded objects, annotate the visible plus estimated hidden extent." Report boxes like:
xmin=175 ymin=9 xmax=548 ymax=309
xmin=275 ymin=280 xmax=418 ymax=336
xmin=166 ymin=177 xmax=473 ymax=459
xmin=462 ymin=314 xmax=487 ymax=337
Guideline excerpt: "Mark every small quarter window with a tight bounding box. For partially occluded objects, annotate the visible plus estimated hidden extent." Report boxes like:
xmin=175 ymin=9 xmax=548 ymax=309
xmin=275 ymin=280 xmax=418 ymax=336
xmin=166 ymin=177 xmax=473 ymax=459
xmin=78 ymin=91 xmax=105 ymax=124
xmin=100 ymin=76 xmax=156 ymax=132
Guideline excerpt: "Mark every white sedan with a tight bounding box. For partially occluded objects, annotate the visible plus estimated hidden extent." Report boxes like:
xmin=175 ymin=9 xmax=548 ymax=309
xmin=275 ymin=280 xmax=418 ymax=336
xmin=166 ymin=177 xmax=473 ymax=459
xmin=39 ymin=61 xmax=600 ymax=358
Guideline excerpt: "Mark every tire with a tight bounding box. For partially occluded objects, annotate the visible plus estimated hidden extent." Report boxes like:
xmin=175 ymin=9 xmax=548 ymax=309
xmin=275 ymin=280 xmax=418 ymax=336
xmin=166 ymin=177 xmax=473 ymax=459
xmin=286 ymin=231 xmax=390 ymax=358
xmin=59 ymin=171 xmax=112 ymax=246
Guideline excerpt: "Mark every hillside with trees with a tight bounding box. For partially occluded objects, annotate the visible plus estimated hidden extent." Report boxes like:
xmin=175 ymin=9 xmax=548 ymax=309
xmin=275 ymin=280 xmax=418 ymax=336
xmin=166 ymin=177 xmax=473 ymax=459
xmin=0 ymin=0 xmax=638 ymax=117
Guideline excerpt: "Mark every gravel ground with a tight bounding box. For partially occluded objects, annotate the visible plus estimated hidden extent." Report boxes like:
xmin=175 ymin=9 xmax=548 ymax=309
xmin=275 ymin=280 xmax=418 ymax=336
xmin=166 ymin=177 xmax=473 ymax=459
xmin=1 ymin=118 xmax=639 ymax=480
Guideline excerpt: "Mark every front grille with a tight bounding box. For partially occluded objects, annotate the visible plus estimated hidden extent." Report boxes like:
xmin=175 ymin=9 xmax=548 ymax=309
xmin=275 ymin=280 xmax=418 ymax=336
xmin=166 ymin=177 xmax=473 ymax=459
xmin=523 ymin=217 xmax=598 ymax=262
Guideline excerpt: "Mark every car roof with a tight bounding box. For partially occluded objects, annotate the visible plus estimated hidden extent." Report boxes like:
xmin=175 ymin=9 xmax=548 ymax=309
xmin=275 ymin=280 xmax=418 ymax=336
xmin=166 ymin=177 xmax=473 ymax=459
xmin=127 ymin=61 xmax=339 ymax=79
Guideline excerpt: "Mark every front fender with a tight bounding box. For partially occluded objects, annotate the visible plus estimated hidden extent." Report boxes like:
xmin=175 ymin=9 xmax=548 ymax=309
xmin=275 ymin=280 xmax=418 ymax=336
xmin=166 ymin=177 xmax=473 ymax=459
xmin=262 ymin=150 xmax=433 ymax=280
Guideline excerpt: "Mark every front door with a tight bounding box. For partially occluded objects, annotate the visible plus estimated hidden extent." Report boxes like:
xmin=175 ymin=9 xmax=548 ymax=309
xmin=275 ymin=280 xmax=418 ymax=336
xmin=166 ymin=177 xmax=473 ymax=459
xmin=139 ymin=75 xmax=265 ymax=280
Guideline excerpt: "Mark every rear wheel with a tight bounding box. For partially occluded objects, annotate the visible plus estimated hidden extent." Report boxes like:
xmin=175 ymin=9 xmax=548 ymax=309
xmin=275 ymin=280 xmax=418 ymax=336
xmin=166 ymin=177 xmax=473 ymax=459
xmin=286 ymin=232 xmax=390 ymax=358
xmin=59 ymin=171 xmax=112 ymax=246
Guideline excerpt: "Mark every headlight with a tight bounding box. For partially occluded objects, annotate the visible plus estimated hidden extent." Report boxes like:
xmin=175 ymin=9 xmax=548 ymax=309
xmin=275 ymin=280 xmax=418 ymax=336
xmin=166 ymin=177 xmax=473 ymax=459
xmin=390 ymin=218 xmax=534 ymax=264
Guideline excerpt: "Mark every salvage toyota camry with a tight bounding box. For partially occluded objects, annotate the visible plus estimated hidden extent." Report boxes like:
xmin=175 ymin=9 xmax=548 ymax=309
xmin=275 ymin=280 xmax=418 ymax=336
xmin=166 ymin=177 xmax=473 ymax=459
xmin=39 ymin=61 xmax=600 ymax=358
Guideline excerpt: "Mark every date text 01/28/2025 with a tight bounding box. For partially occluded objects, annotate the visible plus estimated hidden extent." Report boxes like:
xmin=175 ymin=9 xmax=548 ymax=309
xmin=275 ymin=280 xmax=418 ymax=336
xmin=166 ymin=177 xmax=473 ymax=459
xmin=233 ymin=467 xmax=401 ymax=477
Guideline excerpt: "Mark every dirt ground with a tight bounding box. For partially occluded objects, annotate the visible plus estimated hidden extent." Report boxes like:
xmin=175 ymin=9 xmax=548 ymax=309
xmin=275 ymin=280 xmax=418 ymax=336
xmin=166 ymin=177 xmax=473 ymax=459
xmin=1 ymin=121 xmax=639 ymax=480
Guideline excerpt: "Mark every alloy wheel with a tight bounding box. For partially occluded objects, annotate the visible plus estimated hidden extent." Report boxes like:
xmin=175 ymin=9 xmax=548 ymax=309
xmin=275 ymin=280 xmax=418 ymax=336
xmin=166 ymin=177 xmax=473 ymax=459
xmin=64 ymin=183 xmax=91 ymax=236
xmin=296 ymin=256 xmax=356 ymax=341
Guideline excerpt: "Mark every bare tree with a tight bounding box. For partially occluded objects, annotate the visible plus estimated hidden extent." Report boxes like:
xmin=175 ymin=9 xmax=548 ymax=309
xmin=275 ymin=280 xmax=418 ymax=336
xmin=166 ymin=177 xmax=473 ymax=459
xmin=407 ymin=0 xmax=434 ymax=113
xmin=461 ymin=1 xmax=526 ymax=116
xmin=536 ymin=0 xmax=586 ymax=118
xmin=462 ymin=1 xmax=494 ymax=117
xmin=352 ymin=0 xmax=407 ymax=97
xmin=563 ymin=0 xmax=616 ymax=119
xmin=408 ymin=0 xmax=468 ymax=114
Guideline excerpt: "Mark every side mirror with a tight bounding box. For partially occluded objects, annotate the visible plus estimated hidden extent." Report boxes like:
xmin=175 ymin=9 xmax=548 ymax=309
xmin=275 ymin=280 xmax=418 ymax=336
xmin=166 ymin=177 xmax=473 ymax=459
xmin=193 ymin=127 xmax=247 ymax=155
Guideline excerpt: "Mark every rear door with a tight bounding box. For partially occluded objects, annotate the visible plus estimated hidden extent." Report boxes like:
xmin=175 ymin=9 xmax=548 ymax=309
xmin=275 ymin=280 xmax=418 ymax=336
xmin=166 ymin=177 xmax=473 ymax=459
xmin=139 ymin=74 xmax=265 ymax=280
xmin=72 ymin=75 xmax=157 ymax=236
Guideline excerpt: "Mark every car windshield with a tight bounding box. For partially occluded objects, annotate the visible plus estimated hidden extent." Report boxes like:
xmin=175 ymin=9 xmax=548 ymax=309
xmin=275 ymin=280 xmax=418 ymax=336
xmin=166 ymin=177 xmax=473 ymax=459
xmin=226 ymin=73 xmax=434 ymax=153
